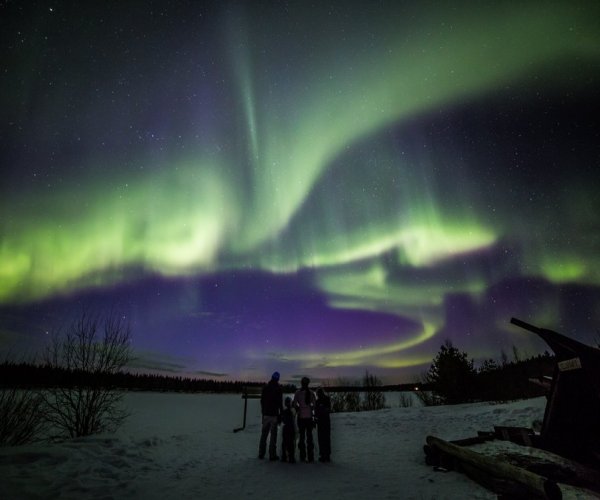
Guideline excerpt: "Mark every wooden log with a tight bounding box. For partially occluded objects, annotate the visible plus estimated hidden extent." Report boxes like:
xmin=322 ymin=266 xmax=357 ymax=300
xmin=426 ymin=435 xmax=562 ymax=500
xmin=450 ymin=434 xmax=496 ymax=447
xmin=458 ymin=461 xmax=527 ymax=498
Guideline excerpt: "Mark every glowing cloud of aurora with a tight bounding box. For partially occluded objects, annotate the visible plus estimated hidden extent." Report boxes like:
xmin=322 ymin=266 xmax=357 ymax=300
xmin=1 ymin=1 xmax=599 ymax=381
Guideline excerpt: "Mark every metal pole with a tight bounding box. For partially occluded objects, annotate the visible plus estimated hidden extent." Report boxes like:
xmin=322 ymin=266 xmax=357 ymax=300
xmin=242 ymin=388 xmax=248 ymax=429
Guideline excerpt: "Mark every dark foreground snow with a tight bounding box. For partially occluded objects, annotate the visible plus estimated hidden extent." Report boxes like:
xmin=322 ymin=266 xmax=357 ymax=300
xmin=0 ymin=392 xmax=569 ymax=499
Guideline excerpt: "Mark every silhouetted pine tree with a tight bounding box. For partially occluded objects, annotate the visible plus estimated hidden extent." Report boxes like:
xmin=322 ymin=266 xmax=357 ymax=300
xmin=424 ymin=340 xmax=476 ymax=404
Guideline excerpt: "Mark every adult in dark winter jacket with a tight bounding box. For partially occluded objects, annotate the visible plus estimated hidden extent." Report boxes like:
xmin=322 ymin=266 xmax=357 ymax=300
xmin=292 ymin=376 xmax=316 ymax=462
xmin=258 ymin=371 xmax=283 ymax=460
xmin=315 ymin=387 xmax=331 ymax=462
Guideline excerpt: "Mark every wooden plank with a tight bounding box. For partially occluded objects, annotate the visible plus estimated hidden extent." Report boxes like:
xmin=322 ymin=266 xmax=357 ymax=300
xmin=241 ymin=386 xmax=263 ymax=399
xmin=426 ymin=435 xmax=562 ymax=499
xmin=494 ymin=426 xmax=534 ymax=447
xmin=529 ymin=377 xmax=552 ymax=390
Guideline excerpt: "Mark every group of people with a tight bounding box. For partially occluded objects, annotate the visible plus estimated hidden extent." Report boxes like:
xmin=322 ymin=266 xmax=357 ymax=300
xmin=258 ymin=372 xmax=331 ymax=464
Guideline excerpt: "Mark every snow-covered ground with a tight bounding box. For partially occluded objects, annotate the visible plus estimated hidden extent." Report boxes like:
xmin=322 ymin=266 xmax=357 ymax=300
xmin=0 ymin=392 xmax=558 ymax=499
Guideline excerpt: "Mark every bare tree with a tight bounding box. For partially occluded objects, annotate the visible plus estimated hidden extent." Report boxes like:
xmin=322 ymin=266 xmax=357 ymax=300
xmin=398 ymin=392 xmax=414 ymax=408
xmin=327 ymin=377 xmax=361 ymax=413
xmin=361 ymin=370 xmax=386 ymax=411
xmin=0 ymin=387 xmax=46 ymax=446
xmin=43 ymin=311 xmax=132 ymax=439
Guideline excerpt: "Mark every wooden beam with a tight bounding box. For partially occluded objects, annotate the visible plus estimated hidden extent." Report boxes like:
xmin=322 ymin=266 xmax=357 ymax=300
xmin=426 ymin=435 xmax=562 ymax=499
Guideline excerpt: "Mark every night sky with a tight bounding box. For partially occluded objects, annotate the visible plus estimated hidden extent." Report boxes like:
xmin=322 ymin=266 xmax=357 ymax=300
xmin=1 ymin=1 xmax=599 ymax=384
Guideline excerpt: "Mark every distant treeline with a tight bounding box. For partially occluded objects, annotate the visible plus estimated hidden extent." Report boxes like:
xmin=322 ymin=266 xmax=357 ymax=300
xmin=0 ymin=361 xmax=425 ymax=394
xmin=474 ymin=352 xmax=555 ymax=401
xmin=325 ymin=383 xmax=427 ymax=392
xmin=422 ymin=341 xmax=557 ymax=405
xmin=0 ymin=362 xmax=299 ymax=394
xmin=1 ymin=351 xmax=556 ymax=401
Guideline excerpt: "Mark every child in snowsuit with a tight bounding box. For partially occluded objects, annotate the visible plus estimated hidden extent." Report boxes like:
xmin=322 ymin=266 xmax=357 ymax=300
xmin=281 ymin=396 xmax=296 ymax=463
xmin=315 ymin=387 xmax=331 ymax=462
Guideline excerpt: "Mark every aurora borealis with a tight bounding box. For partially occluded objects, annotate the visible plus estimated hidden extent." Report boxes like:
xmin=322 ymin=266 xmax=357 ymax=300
xmin=1 ymin=1 xmax=599 ymax=383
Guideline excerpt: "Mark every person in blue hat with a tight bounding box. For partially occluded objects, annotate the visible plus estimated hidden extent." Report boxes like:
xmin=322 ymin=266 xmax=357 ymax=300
xmin=258 ymin=371 xmax=283 ymax=460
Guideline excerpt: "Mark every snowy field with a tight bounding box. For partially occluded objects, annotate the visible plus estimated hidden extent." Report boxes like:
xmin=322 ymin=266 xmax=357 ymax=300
xmin=0 ymin=392 xmax=561 ymax=499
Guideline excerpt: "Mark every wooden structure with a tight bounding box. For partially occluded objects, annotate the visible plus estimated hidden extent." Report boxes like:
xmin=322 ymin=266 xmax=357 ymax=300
xmin=425 ymin=430 xmax=600 ymax=498
xmin=423 ymin=318 xmax=600 ymax=498
xmin=510 ymin=317 xmax=600 ymax=464
xmin=233 ymin=386 xmax=262 ymax=433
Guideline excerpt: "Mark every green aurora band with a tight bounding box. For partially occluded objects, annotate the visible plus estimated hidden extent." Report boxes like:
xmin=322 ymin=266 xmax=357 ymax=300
xmin=1 ymin=2 xmax=600 ymax=376
xmin=2 ymin=3 xmax=598 ymax=300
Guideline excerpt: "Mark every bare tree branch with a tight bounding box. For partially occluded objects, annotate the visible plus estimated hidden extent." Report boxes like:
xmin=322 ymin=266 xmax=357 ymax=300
xmin=42 ymin=310 xmax=132 ymax=439
xmin=0 ymin=387 xmax=46 ymax=446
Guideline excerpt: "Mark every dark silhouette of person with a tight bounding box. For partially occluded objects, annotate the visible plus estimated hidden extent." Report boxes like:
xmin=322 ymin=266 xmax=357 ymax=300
xmin=293 ymin=376 xmax=316 ymax=462
xmin=315 ymin=387 xmax=331 ymax=462
xmin=280 ymin=396 xmax=296 ymax=463
xmin=258 ymin=371 xmax=283 ymax=461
